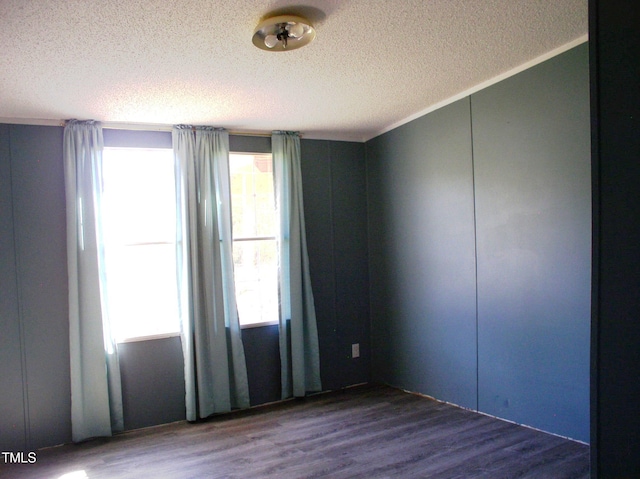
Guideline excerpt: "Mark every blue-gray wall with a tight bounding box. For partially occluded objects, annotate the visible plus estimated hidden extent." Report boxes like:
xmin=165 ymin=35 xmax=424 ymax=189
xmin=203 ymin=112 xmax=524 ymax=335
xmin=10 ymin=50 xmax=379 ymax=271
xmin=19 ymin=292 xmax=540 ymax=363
xmin=0 ymin=125 xmax=70 ymax=451
xmin=97 ymin=132 xmax=370 ymax=425
xmin=118 ymin=337 xmax=185 ymax=430
xmin=0 ymin=127 xmax=368 ymax=450
xmin=367 ymin=98 xmax=478 ymax=410
xmin=301 ymin=140 xmax=370 ymax=390
xmin=366 ymin=44 xmax=591 ymax=442
xmin=473 ymin=45 xmax=591 ymax=440
xmin=0 ymin=124 xmax=27 ymax=451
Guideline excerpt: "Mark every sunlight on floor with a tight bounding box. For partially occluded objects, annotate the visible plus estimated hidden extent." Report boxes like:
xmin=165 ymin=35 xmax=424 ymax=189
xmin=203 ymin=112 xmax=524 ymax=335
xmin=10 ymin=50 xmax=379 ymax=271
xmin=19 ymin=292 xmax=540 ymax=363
xmin=57 ymin=471 xmax=88 ymax=479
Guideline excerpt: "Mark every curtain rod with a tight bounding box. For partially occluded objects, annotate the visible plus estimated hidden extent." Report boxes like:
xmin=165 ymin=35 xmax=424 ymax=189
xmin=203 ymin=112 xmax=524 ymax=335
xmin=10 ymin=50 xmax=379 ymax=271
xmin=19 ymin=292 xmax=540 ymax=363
xmin=77 ymin=120 xmax=297 ymax=137
xmin=94 ymin=121 xmax=278 ymax=137
xmin=0 ymin=118 xmax=294 ymax=138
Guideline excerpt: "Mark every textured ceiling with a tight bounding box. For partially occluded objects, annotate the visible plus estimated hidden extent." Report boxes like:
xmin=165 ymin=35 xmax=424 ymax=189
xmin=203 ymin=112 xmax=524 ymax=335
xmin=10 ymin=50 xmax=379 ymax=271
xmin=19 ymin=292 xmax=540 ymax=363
xmin=0 ymin=0 xmax=587 ymax=141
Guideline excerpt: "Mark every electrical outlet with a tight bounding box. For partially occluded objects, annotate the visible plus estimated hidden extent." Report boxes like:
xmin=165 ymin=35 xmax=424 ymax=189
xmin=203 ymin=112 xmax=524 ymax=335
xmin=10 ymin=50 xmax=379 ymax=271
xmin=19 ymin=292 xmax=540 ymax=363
xmin=352 ymin=343 xmax=360 ymax=358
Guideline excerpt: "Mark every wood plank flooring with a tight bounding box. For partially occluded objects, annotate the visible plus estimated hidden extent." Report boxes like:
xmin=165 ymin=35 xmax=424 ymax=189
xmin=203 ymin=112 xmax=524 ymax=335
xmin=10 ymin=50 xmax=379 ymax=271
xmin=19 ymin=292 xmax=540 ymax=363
xmin=0 ymin=384 xmax=590 ymax=479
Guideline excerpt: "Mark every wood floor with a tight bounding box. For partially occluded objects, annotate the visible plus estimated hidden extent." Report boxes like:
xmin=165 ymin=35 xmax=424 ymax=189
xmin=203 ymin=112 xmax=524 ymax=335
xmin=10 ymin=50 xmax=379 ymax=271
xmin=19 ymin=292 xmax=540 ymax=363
xmin=1 ymin=384 xmax=590 ymax=479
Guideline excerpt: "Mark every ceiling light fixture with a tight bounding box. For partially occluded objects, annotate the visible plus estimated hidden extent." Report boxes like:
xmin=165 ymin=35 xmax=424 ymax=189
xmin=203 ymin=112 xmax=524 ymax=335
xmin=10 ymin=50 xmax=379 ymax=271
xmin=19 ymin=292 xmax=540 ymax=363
xmin=252 ymin=15 xmax=316 ymax=51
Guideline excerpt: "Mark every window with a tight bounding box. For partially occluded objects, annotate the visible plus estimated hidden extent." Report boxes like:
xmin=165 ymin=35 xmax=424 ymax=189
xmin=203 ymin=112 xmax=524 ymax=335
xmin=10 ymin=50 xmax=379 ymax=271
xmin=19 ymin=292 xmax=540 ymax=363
xmin=100 ymin=148 xmax=275 ymax=338
xmin=101 ymin=147 xmax=180 ymax=342
xmin=229 ymin=153 xmax=278 ymax=327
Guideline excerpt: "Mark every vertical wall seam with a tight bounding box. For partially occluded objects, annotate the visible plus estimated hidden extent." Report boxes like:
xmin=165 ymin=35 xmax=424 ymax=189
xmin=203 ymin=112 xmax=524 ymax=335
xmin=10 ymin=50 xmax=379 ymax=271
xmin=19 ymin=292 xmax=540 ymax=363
xmin=468 ymin=97 xmax=480 ymax=412
xmin=363 ymin=142 xmax=373 ymax=378
xmin=8 ymin=126 xmax=31 ymax=450
xmin=328 ymin=142 xmax=338 ymax=360
xmin=363 ymin=143 xmax=373 ymax=382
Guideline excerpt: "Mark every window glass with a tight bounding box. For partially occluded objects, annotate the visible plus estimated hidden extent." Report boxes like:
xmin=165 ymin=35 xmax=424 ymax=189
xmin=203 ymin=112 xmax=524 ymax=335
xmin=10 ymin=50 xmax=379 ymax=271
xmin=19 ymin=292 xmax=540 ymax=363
xmin=230 ymin=153 xmax=278 ymax=327
xmin=101 ymin=147 xmax=180 ymax=341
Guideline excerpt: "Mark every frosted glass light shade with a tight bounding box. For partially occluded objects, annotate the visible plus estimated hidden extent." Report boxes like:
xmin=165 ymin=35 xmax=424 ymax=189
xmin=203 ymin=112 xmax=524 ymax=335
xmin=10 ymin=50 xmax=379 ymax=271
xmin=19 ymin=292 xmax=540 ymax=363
xmin=287 ymin=23 xmax=304 ymax=38
xmin=252 ymin=15 xmax=316 ymax=51
xmin=264 ymin=34 xmax=279 ymax=48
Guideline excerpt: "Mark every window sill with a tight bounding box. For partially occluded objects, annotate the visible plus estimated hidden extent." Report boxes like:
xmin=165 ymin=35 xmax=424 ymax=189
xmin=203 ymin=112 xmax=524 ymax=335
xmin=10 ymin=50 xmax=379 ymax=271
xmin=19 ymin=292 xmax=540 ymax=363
xmin=240 ymin=321 xmax=278 ymax=330
xmin=117 ymin=332 xmax=181 ymax=344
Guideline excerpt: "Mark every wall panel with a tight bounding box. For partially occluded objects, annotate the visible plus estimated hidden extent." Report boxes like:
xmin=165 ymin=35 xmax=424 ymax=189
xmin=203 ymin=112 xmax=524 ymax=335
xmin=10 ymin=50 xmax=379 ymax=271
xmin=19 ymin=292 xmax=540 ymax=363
xmin=9 ymin=125 xmax=71 ymax=449
xmin=366 ymin=44 xmax=590 ymax=441
xmin=367 ymin=98 xmax=478 ymax=409
xmin=118 ymin=337 xmax=185 ymax=431
xmin=0 ymin=125 xmax=27 ymax=451
xmin=300 ymin=140 xmax=338 ymax=390
xmin=242 ymin=325 xmax=280 ymax=405
xmin=331 ymin=141 xmax=370 ymax=385
xmin=472 ymin=44 xmax=591 ymax=442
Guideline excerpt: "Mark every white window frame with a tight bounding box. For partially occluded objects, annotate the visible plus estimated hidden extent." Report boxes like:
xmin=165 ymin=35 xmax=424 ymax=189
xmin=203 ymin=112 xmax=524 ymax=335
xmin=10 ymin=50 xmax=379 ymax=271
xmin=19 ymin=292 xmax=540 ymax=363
xmin=230 ymin=151 xmax=279 ymax=329
xmin=101 ymin=146 xmax=181 ymax=343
